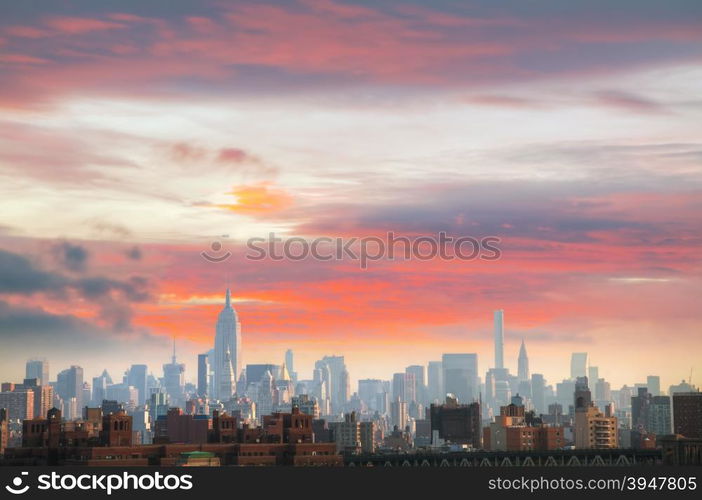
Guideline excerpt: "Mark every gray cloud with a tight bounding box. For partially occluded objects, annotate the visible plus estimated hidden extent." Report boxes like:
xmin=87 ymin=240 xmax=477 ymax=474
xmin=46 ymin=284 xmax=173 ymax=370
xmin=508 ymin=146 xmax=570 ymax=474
xmin=53 ymin=241 xmax=89 ymax=272
xmin=0 ymin=247 xmax=151 ymax=331
xmin=125 ymin=246 xmax=142 ymax=260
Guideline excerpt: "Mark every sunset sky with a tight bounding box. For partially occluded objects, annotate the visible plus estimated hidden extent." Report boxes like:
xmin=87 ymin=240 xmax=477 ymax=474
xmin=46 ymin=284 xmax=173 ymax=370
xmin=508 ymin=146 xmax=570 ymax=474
xmin=0 ymin=0 xmax=701 ymax=391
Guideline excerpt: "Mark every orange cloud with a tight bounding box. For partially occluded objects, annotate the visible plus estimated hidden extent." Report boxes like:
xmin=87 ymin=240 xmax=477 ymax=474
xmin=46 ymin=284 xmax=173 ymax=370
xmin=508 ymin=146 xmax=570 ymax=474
xmin=215 ymin=183 xmax=293 ymax=215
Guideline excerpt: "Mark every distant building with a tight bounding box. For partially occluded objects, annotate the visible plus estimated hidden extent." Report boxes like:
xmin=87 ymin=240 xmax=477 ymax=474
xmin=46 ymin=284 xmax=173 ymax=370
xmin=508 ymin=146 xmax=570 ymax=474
xmin=429 ymin=395 xmax=481 ymax=449
xmin=330 ymin=412 xmax=362 ymax=454
xmin=531 ymin=374 xmax=546 ymax=414
xmin=483 ymin=403 xmax=565 ymax=452
xmin=358 ymin=379 xmax=384 ymax=411
xmin=15 ymin=379 xmax=52 ymax=424
xmin=669 ymin=380 xmax=697 ymax=396
xmin=0 ymin=389 xmax=34 ymax=421
xmin=154 ymin=408 xmax=209 ymax=444
xmin=406 ymin=365 xmax=426 ymax=404
xmin=517 ymin=340 xmax=529 ymax=382
xmin=56 ymin=365 xmax=84 ymax=412
xmin=427 ymin=361 xmax=443 ymax=404
xmin=213 ymin=289 xmax=242 ymax=401
xmin=162 ymin=340 xmax=185 ymax=407
xmin=649 ymin=396 xmax=672 ymax=436
xmin=442 ymin=353 xmax=479 ymax=404
xmin=390 ymin=397 xmax=408 ymax=430
xmin=126 ymin=365 xmax=148 ymax=406
xmin=25 ymin=359 xmax=49 ymax=386
xmin=392 ymin=372 xmax=416 ymax=403
xmin=673 ymin=392 xmax=702 ymax=439
xmin=197 ymin=353 xmax=209 ymax=397
xmin=570 ymin=353 xmax=588 ymax=380
xmin=574 ymin=378 xmax=618 ymax=449
xmin=493 ymin=310 xmax=504 ymax=369
xmin=646 ymin=376 xmax=661 ymax=396
xmin=292 ymin=394 xmax=319 ymax=419
xmin=631 ymin=387 xmax=672 ymax=444
xmin=285 ymin=349 xmax=297 ymax=384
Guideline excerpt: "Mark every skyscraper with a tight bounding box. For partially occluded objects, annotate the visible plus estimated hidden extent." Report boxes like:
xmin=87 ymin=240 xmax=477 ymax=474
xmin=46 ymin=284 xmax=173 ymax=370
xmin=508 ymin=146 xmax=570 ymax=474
xmin=531 ymin=373 xmax=546 ymax=414
xmin=647 ymin=375 xmax=661 ymax=396
xmin=494 ymin=310 xmax=504 ymax=369
xmin=163 ymin=339 xmax=185 ymax=406
xmin=405 ymin=365 xmax=426 ymax=404
xmin=285 ymin=349 xmax=297 ymax=383
xmin=197 ymin=353 xmax=209 ymax=397
xmin=339 ymin=367 xmax=350 ymax=407
xmin=358 ymin=379 xmax=384 ymax=410
xmin=214 ymin=288 xmax=242 ymax=400
xmin=517 ymin=339 xmax=529 ymax=382
xmin=25 ymin=359 xmax=49 ymax=386
xmin=570 ymin=353 xmax=588 ymax=379
xmin=315 ymin=355 xmax=346 ymax=414
xmin=588 ymin=366 xmax=599 ymax=384
xmin=219 ymin=349 xmax=235 ymax=400
xmin=442 ymin=353 xmax=479 ymax=404
xmin=392 ymin=373 xmax=406 ymax=402
xmin=127 ymin=364 xmax=148 ymax=406
xmin=648 ymin=396 xmax=671 ymax=435
xmin=427 ymin=361 xmax=443 ymax=404
xmin=56 ymin=365 xmax=84 ymax=410
xmin=574 ymin=376 xmax=592 ymax=410
xmin=390 ymin=397 xmax=408 ymax=430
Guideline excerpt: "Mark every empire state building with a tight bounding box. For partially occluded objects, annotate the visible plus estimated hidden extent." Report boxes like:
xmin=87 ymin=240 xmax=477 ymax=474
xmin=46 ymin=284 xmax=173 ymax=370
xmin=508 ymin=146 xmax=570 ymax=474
xmin=213 ymin=288 xmax=242 ymax=400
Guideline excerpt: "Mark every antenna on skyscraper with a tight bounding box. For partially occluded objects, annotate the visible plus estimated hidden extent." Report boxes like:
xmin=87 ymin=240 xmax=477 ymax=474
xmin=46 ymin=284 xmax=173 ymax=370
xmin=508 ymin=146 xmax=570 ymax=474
xmin=172 ymin=336 xmax=177 ymax=364
xmin=225 ymin=268 xmax=233 ymax=307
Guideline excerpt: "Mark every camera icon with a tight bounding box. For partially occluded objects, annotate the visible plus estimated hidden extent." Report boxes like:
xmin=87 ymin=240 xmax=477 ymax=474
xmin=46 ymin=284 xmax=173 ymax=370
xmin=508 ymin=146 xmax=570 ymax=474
xmin=5 ymin=472 xmax=30 ymax=495
xmin=201 ymin=236 xmax=232 ymax=263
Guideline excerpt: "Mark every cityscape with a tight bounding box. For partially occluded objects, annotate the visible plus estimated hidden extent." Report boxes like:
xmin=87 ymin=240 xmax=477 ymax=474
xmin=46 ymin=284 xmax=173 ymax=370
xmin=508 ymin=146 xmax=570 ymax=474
xmin=1 ymin=0 xmax=701 ymax=482
xmin=0 ymin=288 xmax=699 ymax=466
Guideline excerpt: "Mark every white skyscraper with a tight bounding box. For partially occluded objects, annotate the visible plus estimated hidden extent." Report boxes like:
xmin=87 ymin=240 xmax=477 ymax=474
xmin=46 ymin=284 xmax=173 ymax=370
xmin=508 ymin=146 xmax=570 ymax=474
xmin=219 ymin=349 xmax=235 ymax=401
xmin=214 ymin=288 xmax=242 ymax=400
xmin=570 ymin=352 xmax=588 ymax=380
xmin=518 ymin=339 xmax=529 ymax=382
xmin=494 ymin=310 xmax=504 ymax=369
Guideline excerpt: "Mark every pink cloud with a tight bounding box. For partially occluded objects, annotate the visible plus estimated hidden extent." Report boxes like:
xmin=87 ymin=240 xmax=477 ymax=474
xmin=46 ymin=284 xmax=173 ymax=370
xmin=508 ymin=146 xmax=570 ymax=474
xmin=217 ymin=148 xmax=249 ymax=163
xmin=44 ymin=16 xmax=127 ymax=35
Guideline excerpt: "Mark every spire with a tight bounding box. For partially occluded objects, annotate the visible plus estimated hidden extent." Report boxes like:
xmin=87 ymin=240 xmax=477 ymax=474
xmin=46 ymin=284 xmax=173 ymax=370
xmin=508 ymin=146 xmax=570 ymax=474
xmin=280 ymin=362 xmax=291 ymax=382
xmin=172 ymin=336 xmax=177 ymax=364
xmin=225 ymin=288 xmax=231 ymax=308
xmin=517 ymin=337 xmax=529 ymax=382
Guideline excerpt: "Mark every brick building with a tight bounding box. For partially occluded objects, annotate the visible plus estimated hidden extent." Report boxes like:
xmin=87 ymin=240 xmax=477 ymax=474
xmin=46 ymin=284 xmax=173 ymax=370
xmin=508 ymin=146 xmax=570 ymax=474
xmin=429 ymin=395 xmax=481 ymax=448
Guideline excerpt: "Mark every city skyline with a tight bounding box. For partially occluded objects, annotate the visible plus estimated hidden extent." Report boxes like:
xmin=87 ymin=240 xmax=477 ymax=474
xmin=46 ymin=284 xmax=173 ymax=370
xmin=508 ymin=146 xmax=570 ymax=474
xmin=1 ymin=294 xmax=696 ymax=397
xmin=1 ymin=1 xmax=701 ymax=398
xmin=2 ymin=286 xmax=699 ymax=468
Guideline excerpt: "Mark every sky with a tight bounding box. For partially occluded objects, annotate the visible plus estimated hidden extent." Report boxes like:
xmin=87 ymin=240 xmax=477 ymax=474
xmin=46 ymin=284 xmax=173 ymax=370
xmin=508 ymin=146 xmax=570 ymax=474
xmin=0 ymin=0 xmax=701 ymax=392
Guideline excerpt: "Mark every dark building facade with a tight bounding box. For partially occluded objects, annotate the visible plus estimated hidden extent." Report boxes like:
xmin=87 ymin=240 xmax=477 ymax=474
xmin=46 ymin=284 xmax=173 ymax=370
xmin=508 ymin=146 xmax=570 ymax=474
xmin=429 ymin=396 xmax=481 ymax=448
xmin=672 ymin=392 xmax=702 ymax=439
